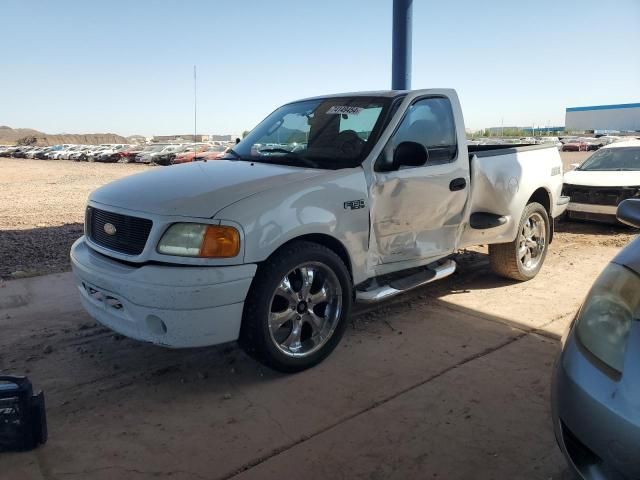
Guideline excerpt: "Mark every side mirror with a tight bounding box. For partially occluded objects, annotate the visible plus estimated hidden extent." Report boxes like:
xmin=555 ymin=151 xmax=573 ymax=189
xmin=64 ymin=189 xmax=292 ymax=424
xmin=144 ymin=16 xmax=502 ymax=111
xmin=393 ymin=141 xmax=428 ymax=169
xmin=570 ymin=163 xmax=580 ymax=169
xmin=617 ymin=199 xmax=640 ymax=228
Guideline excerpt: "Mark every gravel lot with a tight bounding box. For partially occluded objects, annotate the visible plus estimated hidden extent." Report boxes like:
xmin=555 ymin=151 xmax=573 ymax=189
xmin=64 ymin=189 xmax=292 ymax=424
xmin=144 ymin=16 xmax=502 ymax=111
xmin=0 ymin=158 xmax=147 ymax=279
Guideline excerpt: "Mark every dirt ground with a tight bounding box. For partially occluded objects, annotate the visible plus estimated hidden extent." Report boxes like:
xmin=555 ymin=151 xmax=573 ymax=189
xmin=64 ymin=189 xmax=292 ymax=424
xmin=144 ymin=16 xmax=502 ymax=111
xmin=0 ymin=158 xmax=147 ymax=279
xmin=0 ymin=151 xmax=637 ymax=479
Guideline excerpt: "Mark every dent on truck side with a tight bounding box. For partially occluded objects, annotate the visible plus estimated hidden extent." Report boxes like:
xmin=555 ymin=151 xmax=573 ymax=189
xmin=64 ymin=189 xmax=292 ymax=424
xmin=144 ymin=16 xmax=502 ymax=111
xmin=213 ymin=168 xmax=371 ymax=285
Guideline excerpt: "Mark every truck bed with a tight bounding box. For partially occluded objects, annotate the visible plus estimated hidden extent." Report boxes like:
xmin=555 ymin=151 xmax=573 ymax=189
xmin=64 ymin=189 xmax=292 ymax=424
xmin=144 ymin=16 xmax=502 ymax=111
xmin=467 ymin=143 xmax=556 ymax=159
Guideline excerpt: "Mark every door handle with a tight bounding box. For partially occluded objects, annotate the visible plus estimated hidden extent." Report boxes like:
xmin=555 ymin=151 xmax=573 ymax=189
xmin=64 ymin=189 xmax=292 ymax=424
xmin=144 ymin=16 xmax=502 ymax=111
xmin=449 ymin=178 xmax=467 ymax=191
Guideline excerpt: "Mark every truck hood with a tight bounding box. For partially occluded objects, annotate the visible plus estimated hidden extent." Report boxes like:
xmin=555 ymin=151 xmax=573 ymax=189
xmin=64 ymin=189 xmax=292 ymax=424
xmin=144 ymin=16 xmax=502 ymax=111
xmin=90 ymin=160 xmax=326 ymax=218
xmin=564 ymin=169 xmax=640 ymax=187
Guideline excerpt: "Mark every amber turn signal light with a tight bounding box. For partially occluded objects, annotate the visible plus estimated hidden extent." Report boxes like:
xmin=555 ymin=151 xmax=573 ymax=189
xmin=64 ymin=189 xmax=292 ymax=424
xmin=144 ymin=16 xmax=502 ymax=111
xmin=199 ymin=226 xmax=240 ymax=258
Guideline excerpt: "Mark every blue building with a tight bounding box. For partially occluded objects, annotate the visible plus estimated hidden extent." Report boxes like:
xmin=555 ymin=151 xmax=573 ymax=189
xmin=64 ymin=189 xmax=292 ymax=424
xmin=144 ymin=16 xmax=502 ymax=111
xmin=565 ymin=103 xmax=640 ymax=132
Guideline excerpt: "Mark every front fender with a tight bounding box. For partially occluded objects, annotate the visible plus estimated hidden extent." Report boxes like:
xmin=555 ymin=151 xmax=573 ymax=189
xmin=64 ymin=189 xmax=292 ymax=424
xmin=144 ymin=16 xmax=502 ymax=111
xmin=214 ymin=168 xmax=371 ymax=285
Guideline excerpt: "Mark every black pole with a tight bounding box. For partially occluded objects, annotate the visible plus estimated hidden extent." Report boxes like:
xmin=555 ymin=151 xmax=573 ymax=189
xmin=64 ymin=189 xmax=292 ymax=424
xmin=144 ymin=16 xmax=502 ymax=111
xmin=391 ymin=0 xmax=413 ymax=90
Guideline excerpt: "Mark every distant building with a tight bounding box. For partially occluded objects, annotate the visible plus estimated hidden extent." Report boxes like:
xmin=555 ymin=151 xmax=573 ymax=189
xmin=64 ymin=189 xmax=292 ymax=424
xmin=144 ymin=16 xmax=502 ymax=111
xmin=151 ymin=134 xmax=234 ymax=143
xmin=151 ymin=134 xmax=208 ymax=142
xmin=209 ymin=134 xmax=233 ymax=141
xmin=486 ymin=126 xmax=564 ymax=135
xmin=565 ymin=103 xmax=640 ymax=132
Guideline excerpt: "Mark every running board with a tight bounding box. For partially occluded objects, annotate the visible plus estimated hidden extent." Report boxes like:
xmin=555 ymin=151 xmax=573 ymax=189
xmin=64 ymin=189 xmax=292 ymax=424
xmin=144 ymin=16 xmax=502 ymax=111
xmin=355 ymin=259 xmax=456 ymax=304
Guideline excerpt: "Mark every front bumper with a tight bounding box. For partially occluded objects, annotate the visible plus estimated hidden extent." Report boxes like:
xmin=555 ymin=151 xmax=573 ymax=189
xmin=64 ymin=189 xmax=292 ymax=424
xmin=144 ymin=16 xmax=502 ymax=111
xmin=567 ymin=202 xmax=617 ymax=216
xmin=567 ymin=202 xmax=618 ymax=224
xmin=552 ymin=328 xmax=640 ymax=479
xmin=70 ymin=237 xmax=256 ymax=348
xmin=555 ymin=195 xmax=570 ymax=217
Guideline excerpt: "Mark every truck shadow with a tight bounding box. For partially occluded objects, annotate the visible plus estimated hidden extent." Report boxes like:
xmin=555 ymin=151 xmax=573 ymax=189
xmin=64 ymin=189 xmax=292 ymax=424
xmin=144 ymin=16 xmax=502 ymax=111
xmin=0 ymin=223 xmax=83 ymax=279
xmin=555 ymin=218 xmax=637 ymax=237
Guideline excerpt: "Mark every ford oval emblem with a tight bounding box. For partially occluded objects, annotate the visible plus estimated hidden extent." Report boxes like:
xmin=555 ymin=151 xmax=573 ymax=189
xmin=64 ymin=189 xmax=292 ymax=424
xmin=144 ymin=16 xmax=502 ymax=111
xmin=103 ymin=223 xmax=117 ymax=236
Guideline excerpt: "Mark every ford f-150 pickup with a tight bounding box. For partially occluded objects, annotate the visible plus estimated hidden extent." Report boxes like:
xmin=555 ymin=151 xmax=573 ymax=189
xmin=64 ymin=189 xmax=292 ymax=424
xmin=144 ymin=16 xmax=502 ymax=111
xmin=71 ymin=89 xmax=569 ymax=372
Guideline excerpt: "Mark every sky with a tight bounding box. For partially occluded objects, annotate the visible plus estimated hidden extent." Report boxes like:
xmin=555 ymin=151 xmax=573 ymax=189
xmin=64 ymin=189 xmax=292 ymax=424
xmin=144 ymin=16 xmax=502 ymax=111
xmin=1 ymin=0 xmax=639 ymax=136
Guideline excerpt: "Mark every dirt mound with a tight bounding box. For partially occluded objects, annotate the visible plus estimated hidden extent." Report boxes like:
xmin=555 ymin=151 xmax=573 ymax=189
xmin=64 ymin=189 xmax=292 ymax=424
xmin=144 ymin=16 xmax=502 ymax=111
xmin=0 ymin=126 xmax=129 ymax=146
xmin=32 ymin=133 xmax=129 ymax=146
xmin=0 ymin=126 xmax=45 ymax=144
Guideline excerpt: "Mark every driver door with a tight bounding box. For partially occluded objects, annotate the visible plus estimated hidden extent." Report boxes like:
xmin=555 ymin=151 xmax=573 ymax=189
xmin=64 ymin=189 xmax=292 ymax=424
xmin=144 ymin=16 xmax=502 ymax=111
xmin=370 ymin=96 xmax=469 ymax=265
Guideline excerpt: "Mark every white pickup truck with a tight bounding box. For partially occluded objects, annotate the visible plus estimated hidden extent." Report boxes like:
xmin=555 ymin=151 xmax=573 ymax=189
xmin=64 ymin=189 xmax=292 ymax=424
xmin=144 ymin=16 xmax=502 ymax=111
xmin=71 ymin=89 xmax=568 ymax=372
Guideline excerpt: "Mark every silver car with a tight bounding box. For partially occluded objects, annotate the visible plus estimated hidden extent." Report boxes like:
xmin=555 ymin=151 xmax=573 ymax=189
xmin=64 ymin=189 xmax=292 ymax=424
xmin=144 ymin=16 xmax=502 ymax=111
xmin=552 ymin=198 xmax=640 ymax=479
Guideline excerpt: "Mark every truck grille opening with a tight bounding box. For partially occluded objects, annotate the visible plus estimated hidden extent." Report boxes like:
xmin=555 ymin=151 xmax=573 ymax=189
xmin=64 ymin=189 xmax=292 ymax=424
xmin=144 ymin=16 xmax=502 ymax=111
xmin=562 ymin=184 xmax=639 ymax=207
xmin=86 ymin=207 xmax=152 ymax=256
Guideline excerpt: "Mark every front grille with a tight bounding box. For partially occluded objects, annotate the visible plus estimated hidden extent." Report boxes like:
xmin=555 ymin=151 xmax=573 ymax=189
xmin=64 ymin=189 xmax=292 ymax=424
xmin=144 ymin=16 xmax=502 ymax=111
xmin=86 ymin=207 xmax=152 ymax=255
xmin=563 ymin=184 xmax=639 ymax=206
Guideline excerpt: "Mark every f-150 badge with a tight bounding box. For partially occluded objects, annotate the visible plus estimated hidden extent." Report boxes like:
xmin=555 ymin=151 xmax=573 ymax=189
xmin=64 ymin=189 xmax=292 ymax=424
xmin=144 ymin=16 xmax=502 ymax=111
xmin=344 ymin=199 xmax=366 ymax=210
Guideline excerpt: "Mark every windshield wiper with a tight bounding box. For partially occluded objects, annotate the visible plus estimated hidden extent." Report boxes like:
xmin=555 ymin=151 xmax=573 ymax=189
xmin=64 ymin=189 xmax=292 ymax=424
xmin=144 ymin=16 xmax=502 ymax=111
xmin=226 ymin=148 xmax=241 ymax=158
xmin=257 ymin=148 xmax=297 ymax=155
xmin=255 ymin=151 xmax=321 ymax=169
xmin=224 ymin=148 xmax=255 ymax=162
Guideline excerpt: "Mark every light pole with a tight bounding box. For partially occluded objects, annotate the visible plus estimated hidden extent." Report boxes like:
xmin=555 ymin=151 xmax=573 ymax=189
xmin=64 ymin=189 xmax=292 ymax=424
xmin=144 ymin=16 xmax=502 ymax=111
xmin=392 ymin=0 xmax=413 ymax=90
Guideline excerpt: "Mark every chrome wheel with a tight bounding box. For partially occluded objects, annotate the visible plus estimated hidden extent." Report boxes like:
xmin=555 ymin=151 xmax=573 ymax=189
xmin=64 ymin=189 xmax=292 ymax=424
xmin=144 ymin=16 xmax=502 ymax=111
xmin=268 ymin=262 xmax=343 ymax=358
xmin=518 ymin=212 xmax=546 ymax=271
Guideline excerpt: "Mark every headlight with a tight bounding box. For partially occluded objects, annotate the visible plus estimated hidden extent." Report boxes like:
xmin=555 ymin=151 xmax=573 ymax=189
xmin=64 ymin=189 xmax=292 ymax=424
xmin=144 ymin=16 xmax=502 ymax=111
xmin=157 ymin=223 xmax=240 ymax=258
xmin=575 ymin=263 xmax=640 ymax=372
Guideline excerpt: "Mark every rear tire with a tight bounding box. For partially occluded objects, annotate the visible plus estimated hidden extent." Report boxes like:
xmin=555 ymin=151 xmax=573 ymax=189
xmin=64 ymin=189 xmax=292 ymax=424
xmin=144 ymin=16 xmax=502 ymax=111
xmin=239 ymin=241 xmax=352 ymax=373
xmin=489 ymin=202 xmax=550 ymax=281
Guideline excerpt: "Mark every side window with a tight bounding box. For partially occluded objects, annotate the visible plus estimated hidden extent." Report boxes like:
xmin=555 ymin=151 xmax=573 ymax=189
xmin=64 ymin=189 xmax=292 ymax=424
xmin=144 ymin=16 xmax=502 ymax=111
xmin=393 ymin=97 xmax=458 ymax=165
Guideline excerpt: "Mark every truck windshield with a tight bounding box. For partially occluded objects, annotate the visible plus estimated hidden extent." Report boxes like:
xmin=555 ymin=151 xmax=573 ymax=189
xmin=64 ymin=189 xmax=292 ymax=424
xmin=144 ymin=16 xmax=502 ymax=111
xmin=579 ymin=147 xmax=640 ymax=171
xmin=228 ymin=96 xmax=392 ymax=169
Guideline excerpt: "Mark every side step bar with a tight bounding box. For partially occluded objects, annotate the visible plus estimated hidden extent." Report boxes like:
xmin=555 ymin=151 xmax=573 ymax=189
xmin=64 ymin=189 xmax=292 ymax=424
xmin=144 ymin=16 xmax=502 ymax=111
xmin=355 ymin=259 xmax=456 ymax=304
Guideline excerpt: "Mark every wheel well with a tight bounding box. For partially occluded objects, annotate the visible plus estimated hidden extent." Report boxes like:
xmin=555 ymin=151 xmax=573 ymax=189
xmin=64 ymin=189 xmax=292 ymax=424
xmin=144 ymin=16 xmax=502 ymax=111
xmin=527 ymin=187 xmax=553 ymax=243
xmin=277 ymin=234 xmax=353 ymax=279
xmin=528 ymin=187 xmax=551 ymax=214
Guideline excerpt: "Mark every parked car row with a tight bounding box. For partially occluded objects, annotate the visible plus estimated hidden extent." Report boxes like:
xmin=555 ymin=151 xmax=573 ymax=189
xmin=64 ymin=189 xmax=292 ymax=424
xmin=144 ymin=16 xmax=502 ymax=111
xmin=559 ymin=135 xmax=626 ymax=152
xmin=0 ymin=142 xmax=234 ymax=165
xmin=467 ymin=136 xmax=564 ymax=148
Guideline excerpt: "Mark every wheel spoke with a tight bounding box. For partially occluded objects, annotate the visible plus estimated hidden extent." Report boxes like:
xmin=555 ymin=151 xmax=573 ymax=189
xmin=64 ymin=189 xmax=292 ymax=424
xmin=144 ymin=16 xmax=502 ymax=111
xmin=299 ymin=267 xmax=315 ymax=299
xmin=309 ymin=287 xmax=328 ymax=305
xmin=306 ymin=311 xmax=325 ymax=333
xmin=518 ymin=244 xmax=527 ymax=260
xmin=275 ymin=277 xmax=297 ymax=307
xmin=281 ymin=317 xmax=303 ymax=351
xmin=269 ymin=309 xmax=295 ymax=330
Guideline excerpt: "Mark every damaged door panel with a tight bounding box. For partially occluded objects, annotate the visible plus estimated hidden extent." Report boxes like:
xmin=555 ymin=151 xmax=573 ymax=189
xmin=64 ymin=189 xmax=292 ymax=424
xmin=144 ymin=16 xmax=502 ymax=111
xmin=370 ymin=95 xmax=469 ymax=265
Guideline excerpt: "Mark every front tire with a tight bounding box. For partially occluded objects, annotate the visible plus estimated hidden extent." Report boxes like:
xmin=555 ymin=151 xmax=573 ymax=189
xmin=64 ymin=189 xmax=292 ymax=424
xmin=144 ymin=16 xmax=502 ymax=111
xmin=489 ymin=202 xmax=550 ymax=281
xmin=240 ymin=241 xmax=352 ymax=373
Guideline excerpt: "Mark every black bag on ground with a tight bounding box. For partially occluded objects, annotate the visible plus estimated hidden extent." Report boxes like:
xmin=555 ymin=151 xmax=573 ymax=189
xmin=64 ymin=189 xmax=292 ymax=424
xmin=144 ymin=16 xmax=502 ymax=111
xmin=0 ymin=376 xmax=47 ymax=451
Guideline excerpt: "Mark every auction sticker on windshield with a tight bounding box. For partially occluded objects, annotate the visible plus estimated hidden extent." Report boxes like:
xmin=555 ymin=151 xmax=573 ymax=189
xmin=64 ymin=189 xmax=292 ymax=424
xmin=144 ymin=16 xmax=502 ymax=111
xmin=326 ymin=106 xmax=364 ymax=115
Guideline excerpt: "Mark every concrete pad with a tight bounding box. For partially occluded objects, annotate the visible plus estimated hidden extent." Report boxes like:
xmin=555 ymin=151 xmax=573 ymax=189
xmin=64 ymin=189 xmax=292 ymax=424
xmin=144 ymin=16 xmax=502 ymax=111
xmin=235 ymin=334 xmax=566 ymax=480
xmin=0 ymin=273 xmax=530 ymax=479
xmin=0 ymin=453 xmax=45 ymax=480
